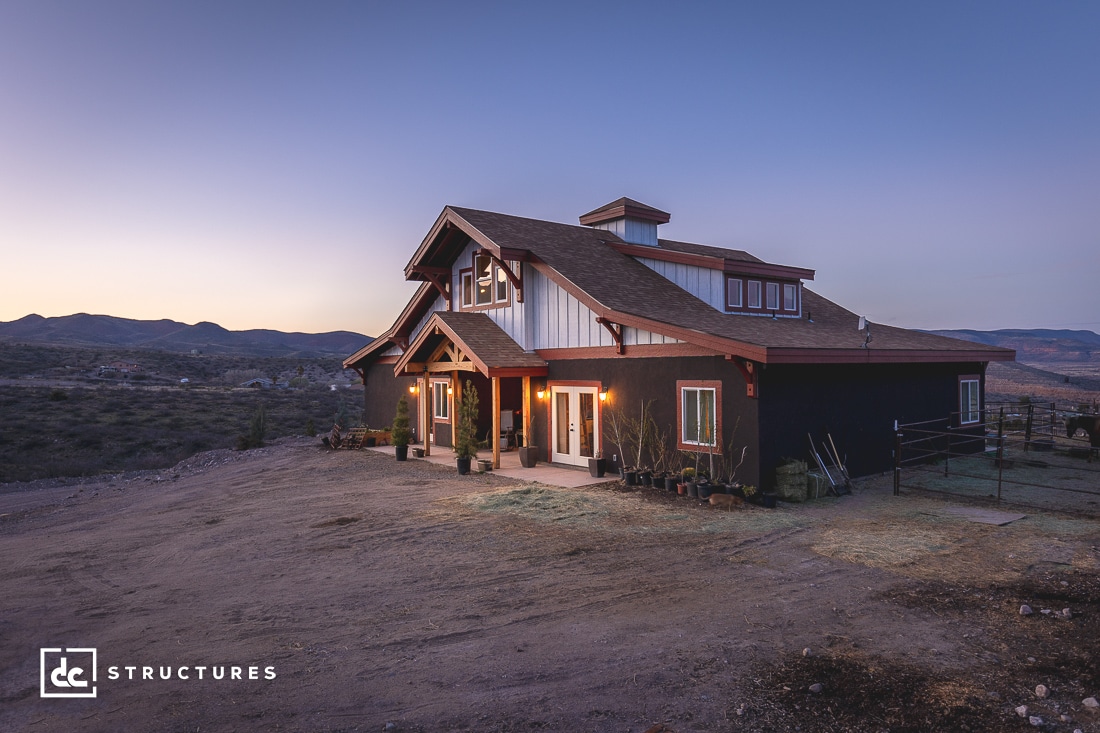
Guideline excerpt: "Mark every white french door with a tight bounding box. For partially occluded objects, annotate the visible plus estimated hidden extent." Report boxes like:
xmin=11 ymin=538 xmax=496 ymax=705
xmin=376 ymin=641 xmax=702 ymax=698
xmin=550 ymin=386 xmax=599 ymax=466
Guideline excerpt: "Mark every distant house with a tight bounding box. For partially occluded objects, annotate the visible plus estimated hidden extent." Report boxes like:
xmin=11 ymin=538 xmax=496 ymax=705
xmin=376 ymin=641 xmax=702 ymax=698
xmin=239 ymin=377 xmax=289 ymax=389
xmin=344 ymin=198 xmax=1014 ymax=489
xmin=98 ymin=361 xmax=141 ymax=376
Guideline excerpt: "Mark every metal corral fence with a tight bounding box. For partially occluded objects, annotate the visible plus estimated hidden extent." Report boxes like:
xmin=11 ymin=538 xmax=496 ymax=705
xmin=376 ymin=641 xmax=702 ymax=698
xmin=893 ymin=402 xmax=1100 ymax=515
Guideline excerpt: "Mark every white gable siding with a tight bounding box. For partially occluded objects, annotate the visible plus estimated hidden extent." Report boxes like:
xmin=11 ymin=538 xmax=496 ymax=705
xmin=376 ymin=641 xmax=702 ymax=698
xmin=637 ymin=257 xmax=727 ymax=312
xmin=590 ymin=218 xmax=658 ymax=246
xmin=408 ymin=294 xmax=448 ymax=343
xmin=526 ymin=267 xmax=681 ymax=349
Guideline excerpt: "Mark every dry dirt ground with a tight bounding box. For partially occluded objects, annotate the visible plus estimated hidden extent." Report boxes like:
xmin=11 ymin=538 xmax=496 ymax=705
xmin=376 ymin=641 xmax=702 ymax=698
xmin=3 ymin=438 xmax=1100 ymax=733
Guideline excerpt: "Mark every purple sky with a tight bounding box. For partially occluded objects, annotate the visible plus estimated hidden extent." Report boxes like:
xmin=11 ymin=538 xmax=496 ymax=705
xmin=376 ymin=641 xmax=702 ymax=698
xmin=1 ymin=1 xmax=1097 ymax=337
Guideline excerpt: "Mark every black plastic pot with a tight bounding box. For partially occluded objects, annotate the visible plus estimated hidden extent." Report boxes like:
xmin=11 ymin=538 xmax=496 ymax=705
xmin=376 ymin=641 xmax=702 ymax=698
xmin=395 ymin=444 xmax=409 ymax=462
xmin=588 ymin=457 xmax=606 ymax=478
xmin=623 ymin=469 xmax=638 ymax=486
xmin=697 ymin=482 xmax=713 ymax=500
xmin=457 ymin=457 xmax=472 ymax=475
xmin=519 ymin=446 xmax=538 ymax=468
xmin=665 ymin=476 xmax=678 ymax=492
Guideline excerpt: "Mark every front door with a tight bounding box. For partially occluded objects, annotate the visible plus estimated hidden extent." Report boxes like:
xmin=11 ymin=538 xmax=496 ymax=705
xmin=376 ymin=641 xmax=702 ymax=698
xmin=550 ymin=386 xmax=598 ymax=466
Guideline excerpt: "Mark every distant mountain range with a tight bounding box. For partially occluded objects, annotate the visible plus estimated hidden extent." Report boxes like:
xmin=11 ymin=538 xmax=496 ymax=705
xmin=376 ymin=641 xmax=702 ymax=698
xmin=0 ymin=314 xmax=371 ymax=358
xmin=923 ymin=328 xmax=1100 ymax=364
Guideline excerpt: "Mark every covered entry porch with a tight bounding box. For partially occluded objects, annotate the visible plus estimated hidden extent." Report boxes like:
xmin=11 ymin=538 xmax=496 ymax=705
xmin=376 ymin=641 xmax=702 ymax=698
xmin=394 ymin=311 xmax=548 ymax=469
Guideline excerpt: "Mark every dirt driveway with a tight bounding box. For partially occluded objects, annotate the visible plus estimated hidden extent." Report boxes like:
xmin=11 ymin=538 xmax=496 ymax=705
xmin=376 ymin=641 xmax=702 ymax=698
xmin=2 ymin=438 xmax=1100 ymax=732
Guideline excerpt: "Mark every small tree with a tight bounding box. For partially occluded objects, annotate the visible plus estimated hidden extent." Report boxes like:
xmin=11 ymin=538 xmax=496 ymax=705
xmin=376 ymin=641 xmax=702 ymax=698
xmin=391 ymin=395 xmax=411 ymax=447
xmin=454 ymin=380 xmax=480 ymax=460
xmin=237 ymin=403 xmax=268 ymax=450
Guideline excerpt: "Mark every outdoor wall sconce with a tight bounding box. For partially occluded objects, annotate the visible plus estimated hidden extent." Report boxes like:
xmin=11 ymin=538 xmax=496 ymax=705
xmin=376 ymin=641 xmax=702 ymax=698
xmin=599 ymin=389 xmax=608 ymax=402
xmin=408 ymin=384 xmax=418 ymax=395
xmin=536 ymin=388 xmax=545 ymax=400
xmin=447 ymin=386 xmax=453 ymax=395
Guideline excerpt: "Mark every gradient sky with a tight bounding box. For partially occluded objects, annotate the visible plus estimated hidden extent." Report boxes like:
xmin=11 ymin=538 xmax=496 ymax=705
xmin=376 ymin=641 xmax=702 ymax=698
xmin=1 ymin=1 xmax=1097 ymax=338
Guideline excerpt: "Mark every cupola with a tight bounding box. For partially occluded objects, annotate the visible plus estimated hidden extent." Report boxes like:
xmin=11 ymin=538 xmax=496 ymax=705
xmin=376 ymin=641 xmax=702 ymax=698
xmin=579 ymin=197 xmax=670 ymax=246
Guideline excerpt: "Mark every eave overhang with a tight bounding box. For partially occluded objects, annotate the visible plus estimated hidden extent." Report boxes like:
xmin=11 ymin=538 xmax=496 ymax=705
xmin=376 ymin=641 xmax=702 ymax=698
xmin=608 ymin=241 xmax=816 ymax=281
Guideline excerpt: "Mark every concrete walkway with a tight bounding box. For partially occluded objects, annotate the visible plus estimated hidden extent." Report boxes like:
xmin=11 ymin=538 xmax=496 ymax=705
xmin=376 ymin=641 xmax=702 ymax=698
xmin=366 ymin=446 xmax=617 ymax=489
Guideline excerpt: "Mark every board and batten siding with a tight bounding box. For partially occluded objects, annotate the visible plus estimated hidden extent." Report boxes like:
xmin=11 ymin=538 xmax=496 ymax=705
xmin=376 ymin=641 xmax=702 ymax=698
xmin=525 ymin=267 xmax=682 ymax=349
xmin=637 ymin=257 xmax=727 ymax=312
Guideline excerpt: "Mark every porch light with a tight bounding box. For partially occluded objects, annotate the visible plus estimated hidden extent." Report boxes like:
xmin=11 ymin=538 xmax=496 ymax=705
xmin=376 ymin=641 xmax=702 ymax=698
xmin=536 ymin=388 xmax=545 ymax=400
xmin=447 ymin=386 xmax=453 ymax=395
xmin=599 ymin=389 xmax=608 ymax=402
xmin=409 ymin=384 xmax=418 ymax=395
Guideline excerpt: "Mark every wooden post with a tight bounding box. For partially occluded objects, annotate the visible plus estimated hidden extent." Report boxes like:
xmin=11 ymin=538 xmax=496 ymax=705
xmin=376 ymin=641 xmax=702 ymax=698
xmin=451 ymin=371 xmax=459 ymax=450
xmin=421 ymin=371 xmax=431 ymax=457
xmin=522 ymin=376 xmax=531 ymax=451
xmin=492 ymin=376 xmax=501 ymax=469
xmin=893 ymin=423 xmax=902 ymax=496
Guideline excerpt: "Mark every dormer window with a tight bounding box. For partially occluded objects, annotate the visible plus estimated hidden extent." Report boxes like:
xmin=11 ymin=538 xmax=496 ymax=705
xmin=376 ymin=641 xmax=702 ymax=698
xmin=726 ymin=275 xmax=801 ymax=316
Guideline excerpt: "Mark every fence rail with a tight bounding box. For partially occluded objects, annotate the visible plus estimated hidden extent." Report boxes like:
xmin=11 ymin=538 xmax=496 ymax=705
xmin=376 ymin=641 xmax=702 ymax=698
xmin=893 ymin=402 xmax=1100 ymax=515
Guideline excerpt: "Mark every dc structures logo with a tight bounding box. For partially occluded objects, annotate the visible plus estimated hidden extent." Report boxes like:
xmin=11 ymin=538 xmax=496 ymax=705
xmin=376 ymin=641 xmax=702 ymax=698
xmin=40 ymin=648 xmax=97 ymax=698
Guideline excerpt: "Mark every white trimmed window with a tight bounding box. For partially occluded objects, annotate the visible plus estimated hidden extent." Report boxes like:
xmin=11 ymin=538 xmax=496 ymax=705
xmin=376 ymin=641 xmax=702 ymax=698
xmin=783 ymin=283 xmax=797 ymax=311
xmin=432 ymin=381 xmax=450 ymax=421
xmin=681 ymin=387 xmax=717 ymax=447
xmin=766 ymin=282 xmax=779 ymax=310
xmin=959 ymin=377 xmax=980 ymax=425
xmin=747 ymin=280 xmax=762 ymax=309
xmin=727 ymin=278 xmax=743 ymax=308
xmin=460 ymin=271 xmax=474 ymax=308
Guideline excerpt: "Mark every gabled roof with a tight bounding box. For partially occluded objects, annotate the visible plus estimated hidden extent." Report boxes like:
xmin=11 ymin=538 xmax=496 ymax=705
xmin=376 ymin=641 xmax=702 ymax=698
xmin=364 ymin=203 xmax=1015 ymax=367
xmin=395 ymin=311 xmax=548 ymax=378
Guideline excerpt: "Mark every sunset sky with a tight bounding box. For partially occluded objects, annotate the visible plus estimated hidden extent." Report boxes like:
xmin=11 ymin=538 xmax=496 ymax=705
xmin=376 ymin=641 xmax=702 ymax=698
xmin=1 ymin=1 xmax=1097 ymax=338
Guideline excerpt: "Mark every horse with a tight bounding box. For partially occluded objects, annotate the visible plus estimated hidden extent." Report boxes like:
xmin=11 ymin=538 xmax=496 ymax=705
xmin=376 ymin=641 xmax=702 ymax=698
xmin=1065 ymin=415 xmax=1100 ymax=457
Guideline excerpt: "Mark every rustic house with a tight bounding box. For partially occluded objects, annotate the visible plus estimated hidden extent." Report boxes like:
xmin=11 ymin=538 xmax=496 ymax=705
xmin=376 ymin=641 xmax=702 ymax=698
xmin=344 ymin=198 xmax=1014 ymax=489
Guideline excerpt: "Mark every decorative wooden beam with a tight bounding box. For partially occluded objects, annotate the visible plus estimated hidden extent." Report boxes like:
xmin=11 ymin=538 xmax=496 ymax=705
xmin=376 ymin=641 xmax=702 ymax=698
xmin=426 ymin=360 xmax=477 ymax=372
xmin=596 ymin=317 xmax=625 ymax=355
xmin=726 ymin=356 xmax=758 ymax=398
xmin=477 ymin=248 xmax=523 ymax=303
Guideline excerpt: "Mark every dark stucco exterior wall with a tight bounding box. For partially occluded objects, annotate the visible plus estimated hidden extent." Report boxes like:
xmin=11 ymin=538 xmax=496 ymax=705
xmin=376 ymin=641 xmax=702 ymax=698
xmin=543 ymin=356 xmax=762 ymax=486
xmin=756 ymin=361 xmax=987 ymax=488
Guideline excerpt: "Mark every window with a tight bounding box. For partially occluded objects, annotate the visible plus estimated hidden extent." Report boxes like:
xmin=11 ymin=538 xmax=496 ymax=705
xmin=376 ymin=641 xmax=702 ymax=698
xmin=783 ymin=283 xmax=797 ymax=311
xmin=474 ymin=254 xmax=493 ymax=306
xmin=766 ymin=282 xmax=779 ymax=310
xmin=460 ymin=271 xmax=473 ymax=308
xmin=677 ymin=380 xmax=722 ymax=451
xmin=959 ymin=376 xmax=980 ymax=425
xmin=747 ymin=281 xmax=762 ymax=309
xmin=432 ymin=381 xmax=450 ymax=421
xmin=465 ymin=253 xmax=511 ymax=309
xmin=727 ymin=278 xmax=743 ymax=309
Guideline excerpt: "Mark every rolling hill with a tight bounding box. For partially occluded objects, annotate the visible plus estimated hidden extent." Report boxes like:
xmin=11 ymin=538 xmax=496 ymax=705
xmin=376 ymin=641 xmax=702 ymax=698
xmin=0 ymin=313 xmax=371 ymax=358
xmin=923 ymin=328 xmax=1100 ymax=367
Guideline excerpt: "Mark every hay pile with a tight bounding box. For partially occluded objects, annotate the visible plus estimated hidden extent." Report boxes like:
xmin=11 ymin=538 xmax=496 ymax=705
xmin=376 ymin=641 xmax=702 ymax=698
xmin=465 ymin=485 xmax=610 ymax=525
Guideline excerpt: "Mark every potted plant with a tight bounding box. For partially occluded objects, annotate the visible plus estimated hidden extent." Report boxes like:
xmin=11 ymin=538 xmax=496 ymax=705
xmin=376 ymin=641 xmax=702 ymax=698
xmin=519 ymin=442 xmax=539 ymax=468
xmin=588 ymin=452 xmax=607 ymax=478
xmin=454 ymin=380 xmax=479 ymax=475
xmin=391 ymin=396 xmax=411 ymax=461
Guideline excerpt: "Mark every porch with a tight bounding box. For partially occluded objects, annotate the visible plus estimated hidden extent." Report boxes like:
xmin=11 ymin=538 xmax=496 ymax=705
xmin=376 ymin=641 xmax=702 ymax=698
xmin=366 ymin=445 xmax=615 ymax=489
